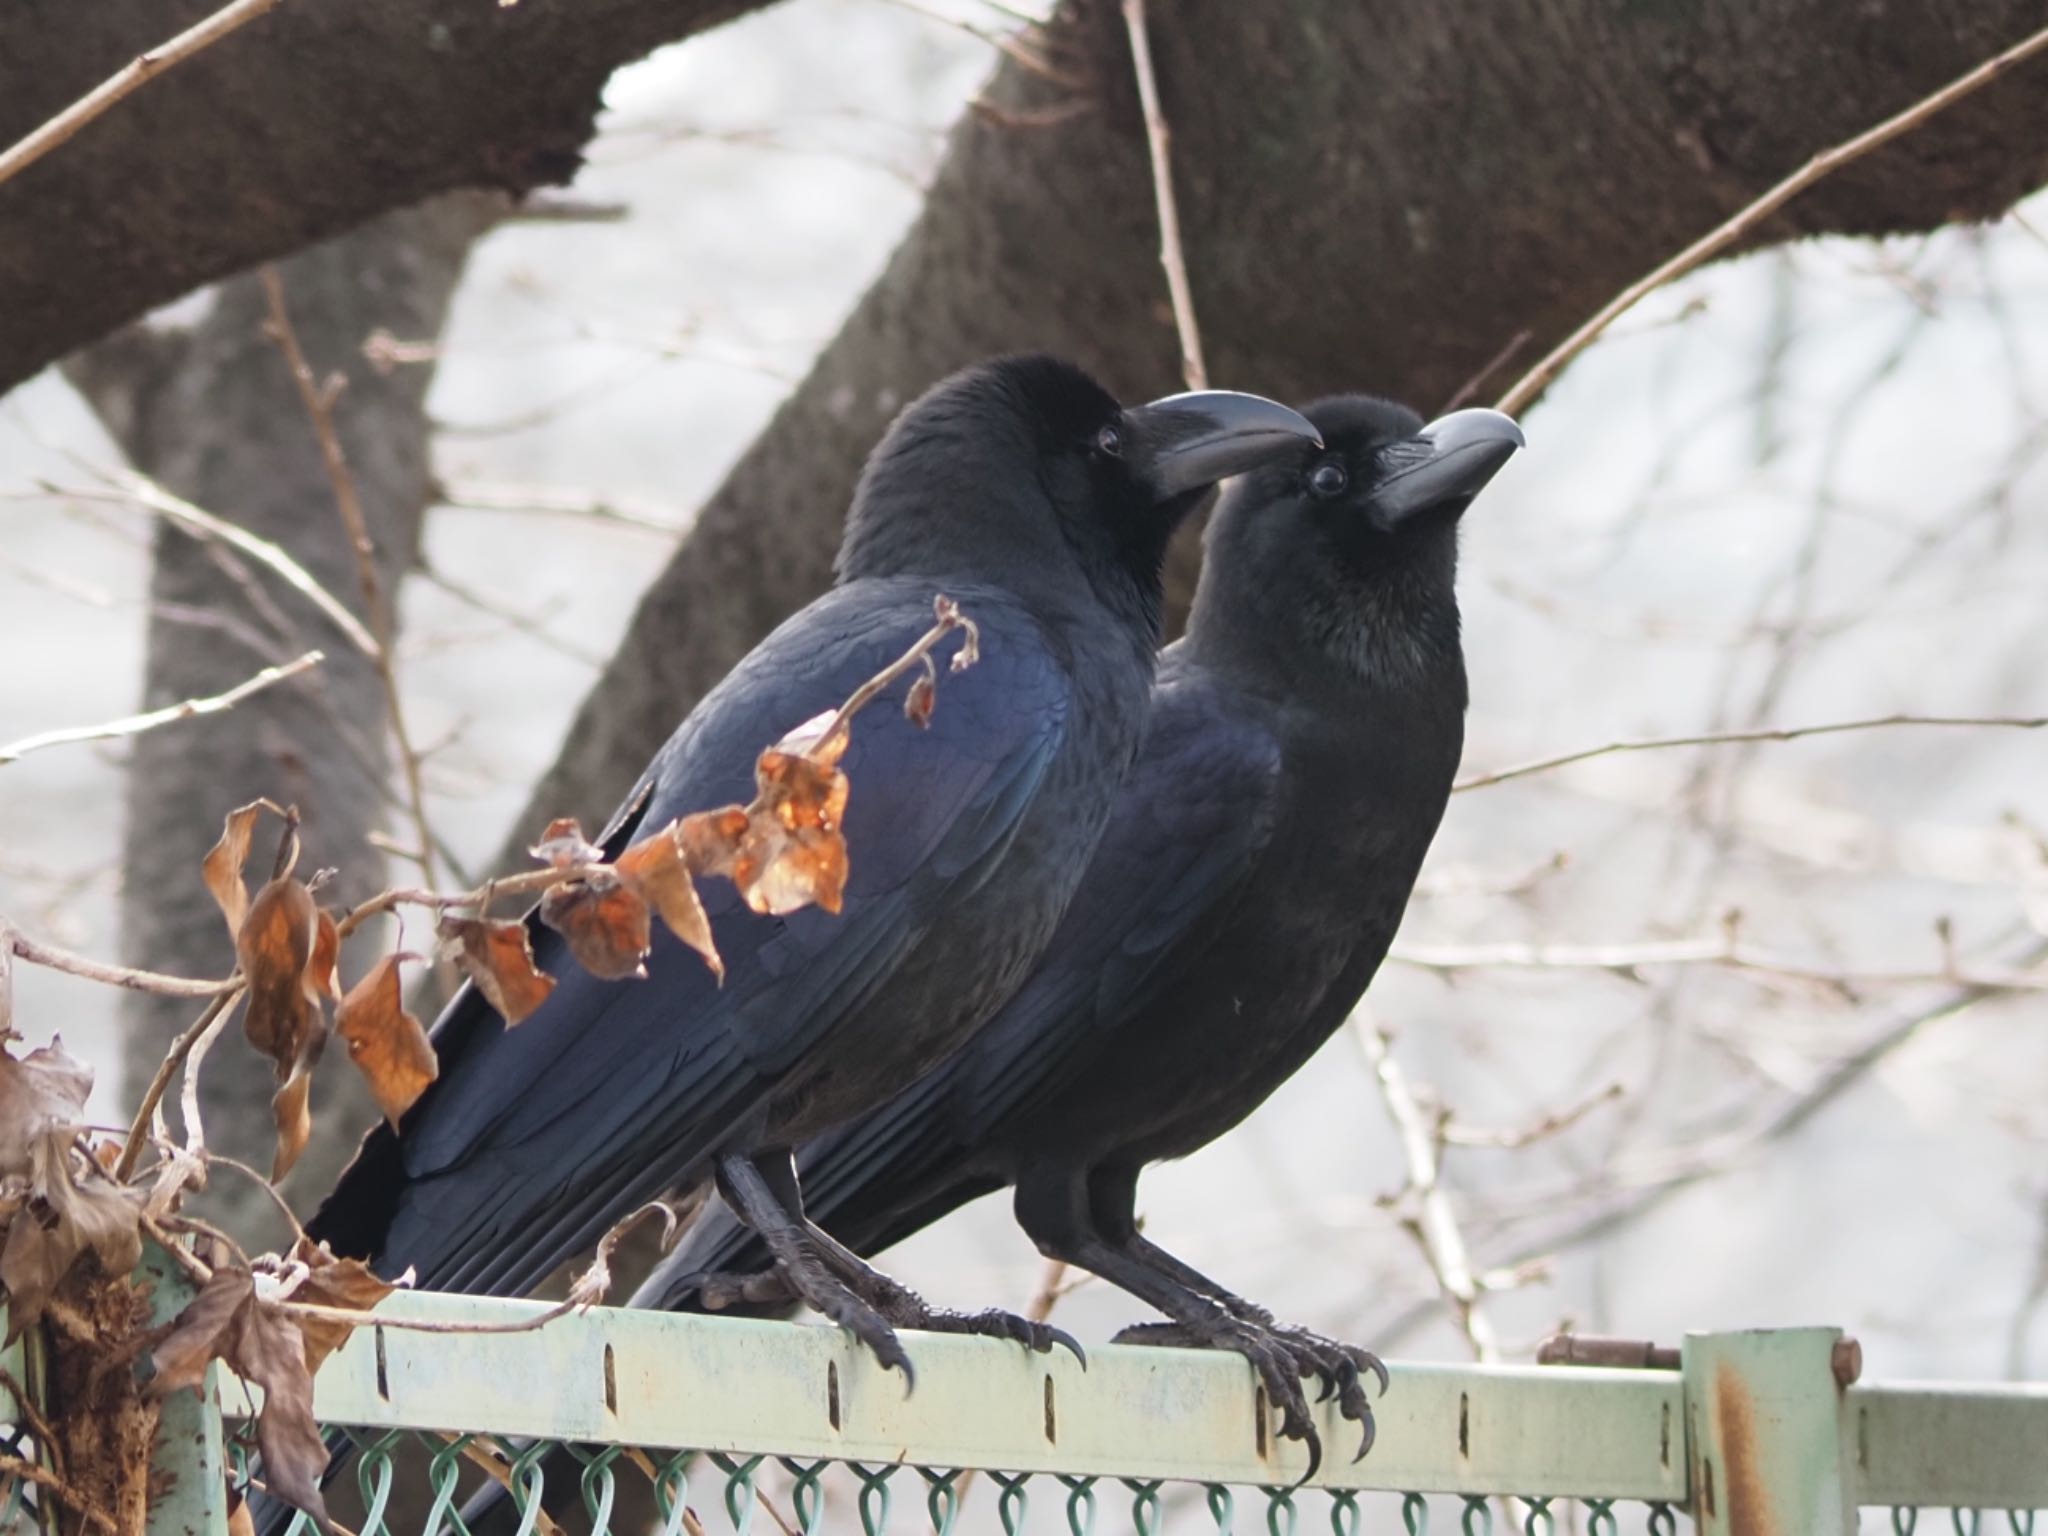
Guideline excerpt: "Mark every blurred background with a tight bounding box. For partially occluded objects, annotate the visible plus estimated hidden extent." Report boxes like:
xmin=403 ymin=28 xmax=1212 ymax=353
xmin=2 ymin=0 xmax=2044 ymax=1434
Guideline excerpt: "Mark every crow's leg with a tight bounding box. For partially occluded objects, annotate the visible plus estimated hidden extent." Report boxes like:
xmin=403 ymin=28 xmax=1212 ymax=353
xmin=1093 ymin=1166 xmax=1384 ymax=1461
xmin=1105 ymin=1231 xmax=1385 ymax=1445
xmin=713 ymin=1151 xmax=914 ymax=1382
xmin=1014 ymin=1169 xmax=1330 ymax=1477
xmin=799 ymin=1219 xmax=1086 ymax=1363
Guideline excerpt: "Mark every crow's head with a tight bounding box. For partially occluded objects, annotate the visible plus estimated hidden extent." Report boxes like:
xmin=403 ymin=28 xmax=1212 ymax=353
xmin=839 ymin=355 xmax=1318 ymax=627
xmin=1194 ymin=395 xmax=1522 ymax=689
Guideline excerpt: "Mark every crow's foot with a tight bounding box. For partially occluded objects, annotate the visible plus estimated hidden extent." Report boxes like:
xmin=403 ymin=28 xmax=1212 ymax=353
xmin=826 ymin=1254 xmax=1086 ymax=1364
xmin=769 ymin=1242 xmax=917 ymax=1387
xmin=1114 ymin=1317 xmax=1387 ymax=1473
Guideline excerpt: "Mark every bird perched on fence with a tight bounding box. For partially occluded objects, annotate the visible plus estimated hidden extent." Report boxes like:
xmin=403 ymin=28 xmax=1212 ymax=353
xmin=631 ymin=394 xmax=1523 ymax=1475
xmin=304 ymin=355 xmax=1320 ymax=1375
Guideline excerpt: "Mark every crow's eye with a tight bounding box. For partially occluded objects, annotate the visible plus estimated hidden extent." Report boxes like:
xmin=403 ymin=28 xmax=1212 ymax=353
xmin=1094 ymin=423 xmax=1124 ymax=457
xmin=1308 ymin=460 xmax=1348 ymax=498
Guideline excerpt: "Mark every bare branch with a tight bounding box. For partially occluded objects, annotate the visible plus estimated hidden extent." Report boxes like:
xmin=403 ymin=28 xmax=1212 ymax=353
xmin=1120 ymin=0 xmax=1206 ymax=390
xmin=1439 ymin=329 xmax=1533 ymax=415
xmin=0 ymin=0 xmax=283 ymax=189
xmin=431 ymin=478 xmax=686 ymax=535
xmin=0 ymin=650 xmax=324 ymax=766
xmin=1352 ymin=1016 xmax=1502 ymax=1362
xmin=1441 ymin=1081 xmax=1627 ymax=1151
xmin=112 ymin=987 xmax=242 ymax=1181
xmin=2 ymin=921 xmax=235 ymax=1000
xmin=1390 ymin=931 xmax=2048 ymax=993
xmin=259 ymin=267 xmax=442 ymax=889
xmin=1494 ymin=19 xmax=2048 ymax=415
xmin=1454 ymin=710 xmax=2048 ymax=792
xmin=42 ymin=475 xmax=381 ymax=657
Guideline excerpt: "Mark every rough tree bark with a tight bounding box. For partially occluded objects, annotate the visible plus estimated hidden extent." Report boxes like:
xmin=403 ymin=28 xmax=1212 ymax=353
xmin=501 ymin=0 xmax=2048 ymax=867
xmin=0 ymin=0 xmax=771 ymax=394
xmin=67 ymin=199 xmax=493 ymax=1235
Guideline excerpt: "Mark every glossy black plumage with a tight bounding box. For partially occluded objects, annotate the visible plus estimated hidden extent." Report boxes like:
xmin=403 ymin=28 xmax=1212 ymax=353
xmin=635 ymin=395 xmax=1524 ymax=1471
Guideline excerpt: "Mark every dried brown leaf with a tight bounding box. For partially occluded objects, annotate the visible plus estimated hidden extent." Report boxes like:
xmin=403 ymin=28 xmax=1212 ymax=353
xmin=1 ymin=1195 xmax=77 ymax=1340
xmin=528 ymin=816 xmax=603 ymax=869
xmin=1 ymin=1133 xmax=143 ymax=1338
xmin=335 ymin=956 xmax=436 ymax=1128
xmin=40 ymin=1133 xmax=142 ymax=1277
xmin=231 ymin=1298 xmax=330 ymax=1533
xmin=439 ymin=917 xmax=556 ymax=1025
xmin=677 ymin=741 xmax=851 ymax=917
xmin=904 ymin=670 xmax=937 ymax=728
xmin=286 ymin=1238 xmax=396 ymax=1375
xmin=270 ymin=1069 xmax=314 ymax=1182
xmin=307 ymin=910 xmax=341 ymax=1003
xmin=149 ymin=1265 xmax=254 ymax=1398
xmin=203 ymin=801 xmax=268 ymax=939
xmin=155 ymin=1266 xmax=331 ymax=1531
xmin=236 ymin=877 xmax=321 ymax=1067
xmin=539 ymin=870 xmax=651 ymax=980
xmin=236 ymin=877 xmax=329 ymax=1181
xmin=615 ymin=822 xmax=723 ymax=982
xmin=0 ymin=1036 xmax=93 ymax=1177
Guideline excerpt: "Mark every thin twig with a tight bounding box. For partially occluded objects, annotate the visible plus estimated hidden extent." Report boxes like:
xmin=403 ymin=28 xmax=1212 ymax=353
xmin=260 ymin=269 xmax=442 ymax=889
xmin=1120 ymin=0 xmax=1206 ymax=389
xmin=0 ymin=0 xmax=284 ymax=188
xmin=1391 ymin=931 xmax=2048 ymax=993
xmin=1441 ymin=1082 xmax=1627 ymax=1151
xmin=430 ymin=478 xmax=685 ymax=536
xmin=112 ymin=987 xmax=241 ymax=1181
xmin=1352 ymin=1017 xmax=1501 ymax=1362
xmin=1439 ymin=330 xmax=1533 ymax=415
xmin=414 ymin=558 xmax=604 ymax=668
xmin=0 ymin=651 xmax=324 ymax=765
xmin=1454 ymin=710 xmax=2048 ymax=792
xmin=0 ymin=1454 xmax=118 ymax=1534
xmin=812 ymin=596 xmax=980 ymax=760
xmin=44 ymin=477 xmax=380 ymax=658
xmin=1494 ymin=20 xmax=2048 ymax=415
xmin=177 ymin=1000 xmax=243 ymax=1171
xmin=3 ymin=921 xmax=236 ymax=1002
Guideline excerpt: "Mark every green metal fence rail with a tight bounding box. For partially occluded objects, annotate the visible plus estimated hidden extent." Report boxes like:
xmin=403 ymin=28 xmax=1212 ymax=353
xmin=10 ymin=1284 xmax=2048 ymax=1535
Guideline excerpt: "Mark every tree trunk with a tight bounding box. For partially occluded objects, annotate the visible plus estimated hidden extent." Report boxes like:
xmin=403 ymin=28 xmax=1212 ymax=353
xmin=501 ymin=0 xmax=2048 ymax=865
xmin=0 ymin=0 xmax=772 ymax=394
xmin=68 ymin=199 xmax=491 ymax=1238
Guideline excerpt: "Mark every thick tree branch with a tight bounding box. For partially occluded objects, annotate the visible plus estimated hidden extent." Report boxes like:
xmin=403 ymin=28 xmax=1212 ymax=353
xmin=1495 ymin=18 xmax=2048 ymax=414
xmin=0 ymin=0 xmax=770 ymax=393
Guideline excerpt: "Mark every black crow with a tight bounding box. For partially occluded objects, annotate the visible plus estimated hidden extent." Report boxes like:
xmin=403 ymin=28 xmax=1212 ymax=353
xmin=304 ymin=355 xmax=1319 ymax=1381
xmin=632 ymin=395 xmax=1523 ymax=1471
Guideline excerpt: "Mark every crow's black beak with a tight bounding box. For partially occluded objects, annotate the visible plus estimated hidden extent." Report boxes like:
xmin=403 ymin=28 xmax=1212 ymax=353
xmin=1360 ymin=407 xmax=1524 ymax=530
xmin=1126 ymin=390 xmax=1323 ymax=501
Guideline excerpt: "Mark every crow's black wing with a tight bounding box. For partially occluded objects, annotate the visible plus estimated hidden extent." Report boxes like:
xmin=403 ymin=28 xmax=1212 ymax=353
xmin=636 ymin=669 xmax=1283 ymax=1307
xmin=308 ymin=580 xmax=1070 ymax=1295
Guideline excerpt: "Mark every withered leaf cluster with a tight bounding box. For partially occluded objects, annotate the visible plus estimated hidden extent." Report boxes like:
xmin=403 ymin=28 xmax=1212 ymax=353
xmin=0 ymin=1038 xmax=143 ymax=1338
xmin=442 ymin=703 xmax=873 ymax=1022
xmin=204 ymin=805 xmax=437 ymax=1180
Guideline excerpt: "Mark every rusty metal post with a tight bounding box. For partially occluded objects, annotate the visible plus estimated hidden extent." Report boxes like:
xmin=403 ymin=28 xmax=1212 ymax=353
xmin=1682 ymin=1327 xmax=1858 ymax=1536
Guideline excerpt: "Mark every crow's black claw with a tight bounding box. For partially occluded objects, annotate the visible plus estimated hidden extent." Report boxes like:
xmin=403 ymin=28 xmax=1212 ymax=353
xmin=1047 ymin=1326 xmax=1088 ymax=1367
